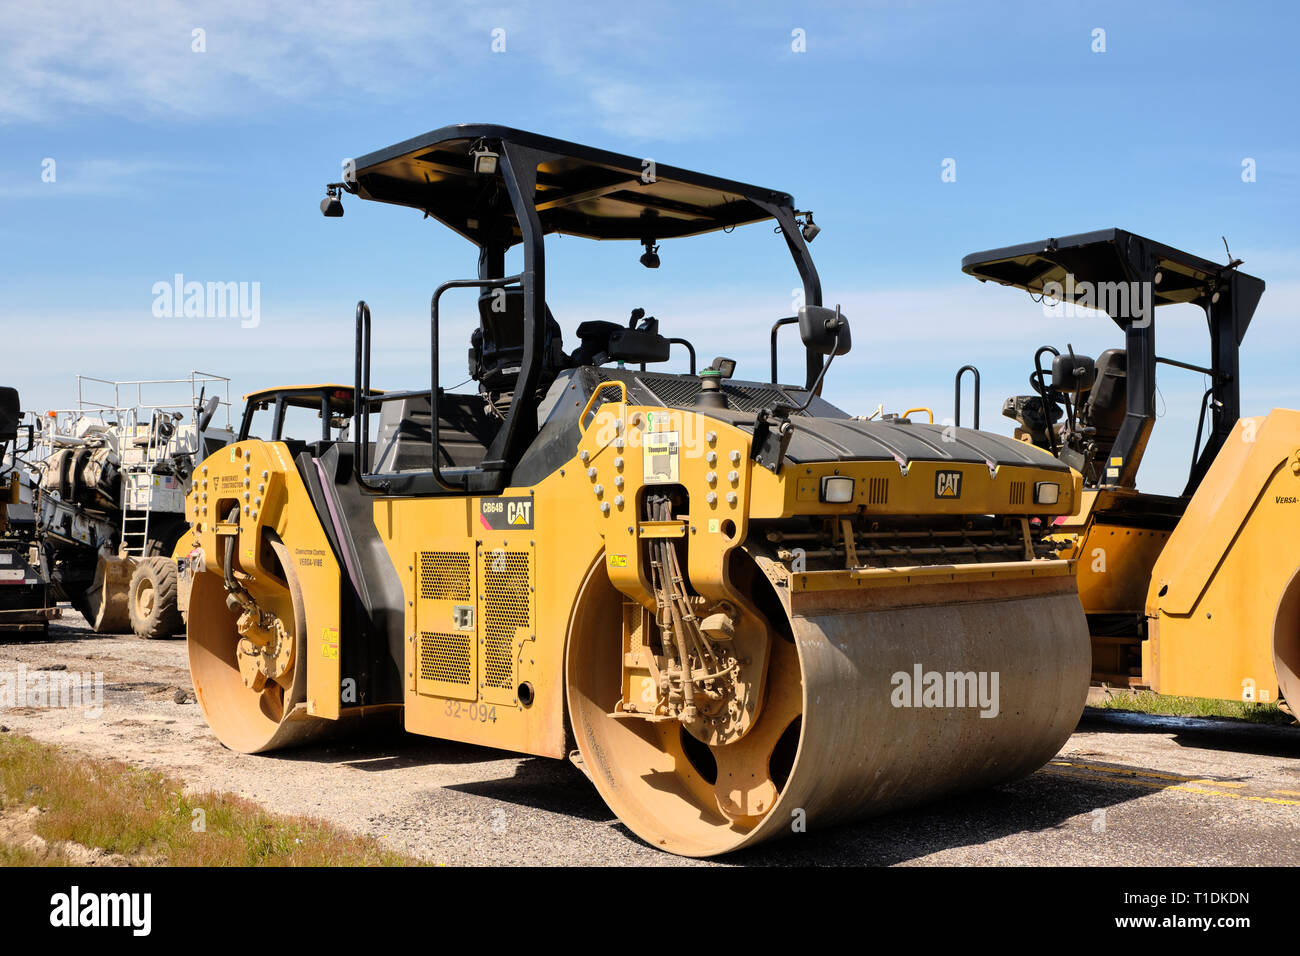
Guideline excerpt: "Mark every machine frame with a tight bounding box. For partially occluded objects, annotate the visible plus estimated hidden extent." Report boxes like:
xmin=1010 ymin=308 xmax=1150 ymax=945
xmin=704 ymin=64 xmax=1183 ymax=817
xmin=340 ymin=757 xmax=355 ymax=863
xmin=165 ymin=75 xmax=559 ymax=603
xmin=961 ymin=229 xmax=1296 ymax=702
xmin=343 ymin=124 xmax=829 ymax=497
xmin=181 ymin=125 xmax=1093 ymax=857
xmin=963 ymin=228 xmax=1265 ymax=494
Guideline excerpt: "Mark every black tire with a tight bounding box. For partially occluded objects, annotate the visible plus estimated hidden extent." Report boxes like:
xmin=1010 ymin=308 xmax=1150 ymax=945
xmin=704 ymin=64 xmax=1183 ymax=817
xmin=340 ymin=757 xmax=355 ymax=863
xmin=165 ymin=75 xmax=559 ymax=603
xmin=128 ymin=557 xmax=184 ymax=639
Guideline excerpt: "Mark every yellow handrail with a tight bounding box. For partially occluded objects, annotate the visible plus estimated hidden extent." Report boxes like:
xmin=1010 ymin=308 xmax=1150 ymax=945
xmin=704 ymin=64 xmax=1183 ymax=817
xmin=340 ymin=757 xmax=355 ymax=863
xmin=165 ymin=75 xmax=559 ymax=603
xmin=579 ymin=381 xmax=627 ymax=433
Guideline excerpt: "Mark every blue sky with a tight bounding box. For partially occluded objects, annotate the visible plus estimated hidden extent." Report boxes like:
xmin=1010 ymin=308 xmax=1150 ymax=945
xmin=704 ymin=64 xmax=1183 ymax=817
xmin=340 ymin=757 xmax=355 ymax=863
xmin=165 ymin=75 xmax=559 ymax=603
xmin=3 ymin=0 xmax=1296 ymax=493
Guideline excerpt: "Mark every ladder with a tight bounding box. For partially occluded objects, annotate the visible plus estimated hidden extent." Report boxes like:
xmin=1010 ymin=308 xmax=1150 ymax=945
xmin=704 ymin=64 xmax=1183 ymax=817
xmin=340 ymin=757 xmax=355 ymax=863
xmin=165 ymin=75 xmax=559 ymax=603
xmin=121 ymin=510 xmax=150 ymax=558
xmin=120 ymin=407 xmax=163 ymax=559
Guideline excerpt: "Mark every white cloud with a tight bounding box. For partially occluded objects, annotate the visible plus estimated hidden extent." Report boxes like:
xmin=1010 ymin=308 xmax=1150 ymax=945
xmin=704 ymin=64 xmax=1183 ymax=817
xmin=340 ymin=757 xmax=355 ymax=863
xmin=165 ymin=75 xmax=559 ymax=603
xmin=0 ymin=157 xmax=189 ymax=198
xmin=574 ymin=79 xmax=730 ymax=142
xmin=0 ymin=1 xmax=732 ymax=141
xmin=0 ymin=1 xmax=476 ymax=121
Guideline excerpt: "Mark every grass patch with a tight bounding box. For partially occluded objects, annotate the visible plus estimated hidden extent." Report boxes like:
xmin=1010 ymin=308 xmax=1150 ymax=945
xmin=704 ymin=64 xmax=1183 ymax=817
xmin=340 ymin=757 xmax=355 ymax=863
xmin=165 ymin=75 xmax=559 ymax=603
xmin=1092 ymin=689 xmax=1294 ymax=725
xmin=0 ymin=733 xmax=419 ymax=866
xmin=0 ymin=840 xmax=59 ymax=866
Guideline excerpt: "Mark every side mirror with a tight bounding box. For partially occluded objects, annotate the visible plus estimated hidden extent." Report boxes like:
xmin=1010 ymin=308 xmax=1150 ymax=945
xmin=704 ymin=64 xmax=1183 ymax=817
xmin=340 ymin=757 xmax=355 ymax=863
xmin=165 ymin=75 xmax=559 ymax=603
xmin=798 ymin=305 xmax=851 ymax=356
xmin=1051 ymin=351 xmax=1095 ymax=398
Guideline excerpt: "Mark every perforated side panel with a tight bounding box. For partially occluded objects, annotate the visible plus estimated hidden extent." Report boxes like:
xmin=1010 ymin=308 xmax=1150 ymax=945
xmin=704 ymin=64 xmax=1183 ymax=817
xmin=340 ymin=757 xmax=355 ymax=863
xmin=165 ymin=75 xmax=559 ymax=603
xmin=419 ymin=632 xmax=473 ymax=685
xmin=481 ymin=551 xmax=530 ymax=691
xmin=414 ymin=550 xmax=476 ymax=700
xmin=724 ymin=383 xmax=804 ymax=414
xmin=628 ymin=606 xmax=644 ymax=656
xmin=594 ymin=370 xmax=804 ymax=415
xmin=633 ymin=375 xmax=700 ymax=408
xmin=420 ymin=551 xmax=471 ymax=601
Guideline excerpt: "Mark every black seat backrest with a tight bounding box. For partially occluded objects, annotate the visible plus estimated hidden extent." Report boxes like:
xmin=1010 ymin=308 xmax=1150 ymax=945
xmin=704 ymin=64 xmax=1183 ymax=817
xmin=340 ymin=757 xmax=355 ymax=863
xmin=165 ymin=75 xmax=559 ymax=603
xmin=470 ymin=289 xmax=566 ymax=394
xmin=1084 ymin=348 xmax=1127 ymax=442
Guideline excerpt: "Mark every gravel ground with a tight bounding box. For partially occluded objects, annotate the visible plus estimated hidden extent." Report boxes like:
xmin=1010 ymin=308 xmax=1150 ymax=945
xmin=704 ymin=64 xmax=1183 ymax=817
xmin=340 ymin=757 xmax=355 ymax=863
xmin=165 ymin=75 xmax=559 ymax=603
xmin=2 ymin=609 xmax=1298 ymax=866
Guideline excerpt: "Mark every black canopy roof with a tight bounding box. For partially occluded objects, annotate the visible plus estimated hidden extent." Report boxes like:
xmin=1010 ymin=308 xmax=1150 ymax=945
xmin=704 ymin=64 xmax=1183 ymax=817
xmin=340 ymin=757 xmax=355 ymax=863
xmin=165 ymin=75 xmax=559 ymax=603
xmin=961 ymin=228 xmax=1265 ymax=316
xmin=349 ymin=124 xmax=796 ymax=245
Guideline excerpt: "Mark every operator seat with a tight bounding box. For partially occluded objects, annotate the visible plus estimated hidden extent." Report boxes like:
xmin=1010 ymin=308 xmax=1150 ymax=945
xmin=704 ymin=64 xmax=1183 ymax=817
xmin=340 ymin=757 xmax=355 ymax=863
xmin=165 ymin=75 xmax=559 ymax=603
xmin=1082 ymin=348 xmax=1127 ymax=456
xmin=469 ymin=288 xmax=569 ymax=398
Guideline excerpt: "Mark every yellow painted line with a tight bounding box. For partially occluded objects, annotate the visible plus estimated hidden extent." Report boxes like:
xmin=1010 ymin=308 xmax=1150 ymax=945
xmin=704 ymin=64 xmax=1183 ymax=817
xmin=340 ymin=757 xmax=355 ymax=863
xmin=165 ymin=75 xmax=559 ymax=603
xmin=1044 ymin=764 xmax=1300 ymax=807
xmin=1273 ymin=789 xmax=1300 ymax=797
xmin=1051 ymin=760 xmax=1246 ymax=787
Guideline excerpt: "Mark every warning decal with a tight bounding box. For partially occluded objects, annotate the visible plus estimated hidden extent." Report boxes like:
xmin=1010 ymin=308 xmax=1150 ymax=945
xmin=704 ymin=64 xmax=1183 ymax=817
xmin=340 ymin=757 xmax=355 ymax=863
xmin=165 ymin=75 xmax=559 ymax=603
xmin=643 ymin=431 xmax=680 ymax=484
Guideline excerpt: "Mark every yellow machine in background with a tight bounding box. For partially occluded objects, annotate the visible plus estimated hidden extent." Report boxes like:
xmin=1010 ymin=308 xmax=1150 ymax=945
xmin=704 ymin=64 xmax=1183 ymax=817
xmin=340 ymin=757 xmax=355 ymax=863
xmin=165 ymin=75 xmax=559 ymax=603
xmin=1144 ymin=411 xmax=1300 ymax=705
xmin=183 ymin=125 xmax=1092 ymax=856
xmin=963 ymin=229 xmax=1299 ymax=710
